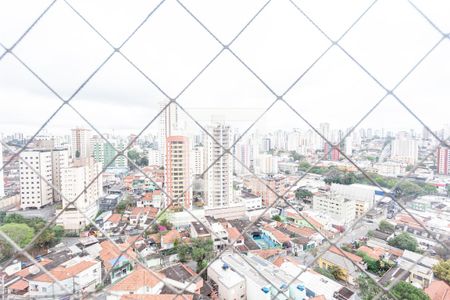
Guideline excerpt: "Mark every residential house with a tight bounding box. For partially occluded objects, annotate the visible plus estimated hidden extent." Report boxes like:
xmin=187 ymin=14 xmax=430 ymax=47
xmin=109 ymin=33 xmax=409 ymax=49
xmin=106 ymin=266 xmax=165 ymax=300
xmin=425 ymin=280 xmax=450 ymax=300
xmin=396 ymin=250 xmax=438 ymax=288
xmin=136 ymin=190 xmax=162 ymax=208
xmin=161 ymin=229 xmax=181 ymax=250
xmin=211 ymin=222 xmax=229 ymax=251
xmin=161 ymin=263 xmax=205 ymax=295
xmin=129 ymin=207 xmax=158 ymax=227
xmin=28 ymin=257 xmax=101 ymax=299
xmin=190 ymin=221 xmax=211 ymax=239
xmin=103 ymin=213 xmax=124 ymax=231
xmin=226 ymin=226 xmax=244 ymax=247
xmin=99 ymin=240 xmax=136 ymax=283
xmin=261 ymin=224 xmax=291 ymax=248
xmin=118 ymin=295 xmax=193 ymax=300
xmin=318 ymin=247 xmax=363 ymax=285
xmin=285 ymin=210 xmax=325 ymax=232
xmin=357 ymin=245 xmax=387 ymax=260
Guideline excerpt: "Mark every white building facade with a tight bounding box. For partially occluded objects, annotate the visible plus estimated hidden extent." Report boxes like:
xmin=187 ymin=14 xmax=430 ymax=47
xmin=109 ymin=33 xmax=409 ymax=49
xmin=204 ymin=123 xmax=234 ymax=208
xmin=312 ymin=192 xmax=356 ymax=224
xmin=57 ymin=158 xmax=103 ymax=231
xmin=19 ymin=150 xmax=53 ymax=209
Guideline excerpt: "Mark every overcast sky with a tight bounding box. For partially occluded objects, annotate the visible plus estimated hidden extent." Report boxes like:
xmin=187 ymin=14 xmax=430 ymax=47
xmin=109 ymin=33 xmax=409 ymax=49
xmin=0 ymin=0 xmax=449 ymax=137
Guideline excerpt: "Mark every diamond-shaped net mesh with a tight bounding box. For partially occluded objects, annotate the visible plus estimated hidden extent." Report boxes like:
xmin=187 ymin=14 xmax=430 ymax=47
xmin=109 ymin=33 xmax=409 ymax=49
xmin=0 ymin=0 xmax=449 ymax=299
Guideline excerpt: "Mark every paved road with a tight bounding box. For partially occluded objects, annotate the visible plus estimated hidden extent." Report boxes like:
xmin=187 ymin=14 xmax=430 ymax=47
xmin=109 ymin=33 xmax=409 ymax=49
xmin=337 ymin=220 xmax=379 ymax=246
xmin=6 ymin=204 xmax=56 ymax=219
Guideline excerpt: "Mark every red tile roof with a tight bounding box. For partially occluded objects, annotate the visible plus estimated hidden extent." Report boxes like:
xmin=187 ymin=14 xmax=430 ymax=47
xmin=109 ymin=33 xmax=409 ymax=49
xmin=131 ymin=207 xmax=158 ymax=218
xmin=8 ymin=279 xmax=28 ymax=291
xmin=120 ymin=295 xmax=193 ymax=300
xmin=272 ymin=255 xmax=301 ymax=268
xmin=283 ymin=224 xmax=316 ymax=238
xmin=425 ymin=280 xmax=450 ymax=300
xmin=226 ymin=227 xmax=242 ymax=242
xmin=357 ymin=245 xmax=385 ymax=260
xmin=161 ymin=229 xmax=181 ymax=245
xmin=33 ymin=260 xmax=98 ymax=283
xmin=329 ymin=246 xmax=363 ymax=264
xmin=109 ymin=266 xmax=165 ymax=291
xmin=263 ymin=225 xmax=290 ymax=243
xmin=250 ymin=249 xmax=284 ymax=260
xmin=99 ymin=240 xmax=137 ymax=271
xmin=108 ymin=213 xmax=123 ymax=224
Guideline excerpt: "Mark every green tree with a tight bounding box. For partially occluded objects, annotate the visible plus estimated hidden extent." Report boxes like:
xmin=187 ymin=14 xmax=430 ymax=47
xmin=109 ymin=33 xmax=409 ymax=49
xmin=289 ymin=151 xmax=304 ymax=162
xmin=272 ymin=215 xmax=282 ymax=222
xmin=328 ymin=265 xmax=346 ymax=281
xmin=3 ymin=213 xmax=26 ymax=224
xmin=138 ymin=156 xmax=149 ymax=167
xmin=159 ymin=218 xmax=173 ymax=230
xmin=0 ymin=223 xmax=34 ymax=248
xmin=298 ymin=161 xmax=311 ymax=171
xmin=174 ymin=239 xmax=190 ymax=263
xmin=379 ymin=220 xmax=395 ymax=234
xmin=357 ymin=274 xmax=384 ymax=300
xmin=388 ymin=232 xmax=419 ymax=252
xmin=174 ymin=238 xmax=214 ymax=274
xmin=295 ymin=188 xmax=313 ymax=200
xmin=433 ymin=260 xmax=450 ymax=284
xmin=127 ymin=149 xmax=142 ymax=169
xmin=0 ymin=211 xmax=6 ymax=224
xmin=116 ymin=200 xmax=129 ymax=214
xmin=53 ymin=225 xmax=65 ymax=242
xmin=391 ymin=281 xmax=430 ymax=300
xmin=313 ymin=267 xmax=335 ymax=280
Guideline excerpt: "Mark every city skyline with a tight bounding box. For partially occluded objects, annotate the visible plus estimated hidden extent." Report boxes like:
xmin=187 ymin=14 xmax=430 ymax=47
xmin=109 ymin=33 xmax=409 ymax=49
xmin=1 ymin=1 xmax=450 ymax=299
xmin=1 ymin=1 xmax=450 ymax=135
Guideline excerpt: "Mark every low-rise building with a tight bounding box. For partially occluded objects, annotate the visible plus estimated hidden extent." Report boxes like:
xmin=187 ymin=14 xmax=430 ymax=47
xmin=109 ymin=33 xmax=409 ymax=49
xmin=208 ymin=259 xmax=246 ymax=300
xmin=99 ymin=240 xmax=136 ymax=283
xmin=317 ymin=247 xmax=362 ymax=285
xmin=161 ymin=229 xmax=181 ymax=250
xmin=190 ymin=221 xmax=211 ymax=239
xmin=129 ymin=207 xmax=158 ymax=227
xmin=28 ymin=257 xmax=101 ymax=299
xmin=313 ymin=192 xmax=356 ymax=224
xmin=261 ymin=224 xmax=291 ymax=248
xmin=107 ymin=266 xmax=165 ymax=300
xmin=211 ymin=222 xmax=229 ymax=250
xmin=425 ymin=280 xmax=450 ymax=300
xmin=238 ymin=192 xmax=263 ymax=210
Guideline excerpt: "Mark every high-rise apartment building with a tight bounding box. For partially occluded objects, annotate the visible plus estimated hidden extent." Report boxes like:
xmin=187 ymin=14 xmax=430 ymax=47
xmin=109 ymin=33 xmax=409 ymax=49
xmin=204 ymin=123 xmax=233 ymax=208
xmin=192 ymin=145 xmax=204 ymax=176
xmin=0 ymin=143 xmax=5 ymax=198
xmin=51 ymin=149 xmax=70 ymax=202
xmin=244 ymin=175 xmax=285 ymax=207
xmin=437 ymin=146 xmax=450 ymax=175
xmin=391 ymin=132 xmax=418 ymax=165
xmin=260 ymin=137 xmax=271 ymax=153
xmin=235 ymin=143 xmax=251 ymax=176
xmin=324 ymin=143 xmax=340 ymax=161
xmin=19 ymin=150 xmax=53 ymax=209
xmin=92 ymin=137 xmax=127 ymax=168
xmin=71 ymin=128 xmax=92 ymax=159
xmin=165 ymin=136 xmax=190 ymax=209
xmin=257 ymin=154 xmax=279 ymax=175
xmin=57 ymin=158 xmax=102 ymax=231
xmin=158 ymin=100 xmax=178 ymax=166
